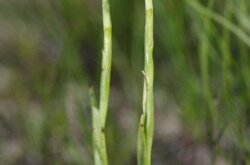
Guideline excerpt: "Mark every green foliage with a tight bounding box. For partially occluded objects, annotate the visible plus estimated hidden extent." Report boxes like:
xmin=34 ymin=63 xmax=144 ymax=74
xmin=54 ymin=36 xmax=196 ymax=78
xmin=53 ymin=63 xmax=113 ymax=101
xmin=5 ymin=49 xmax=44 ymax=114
xmin=1 ymin=0 xmax=250 ymax=164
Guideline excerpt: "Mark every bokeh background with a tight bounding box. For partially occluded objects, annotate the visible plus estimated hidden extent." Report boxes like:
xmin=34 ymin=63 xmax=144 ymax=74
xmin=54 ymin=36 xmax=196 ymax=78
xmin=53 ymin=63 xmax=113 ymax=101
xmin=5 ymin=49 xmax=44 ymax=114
xmin=0 ymin=0 xmax=250 ymax=164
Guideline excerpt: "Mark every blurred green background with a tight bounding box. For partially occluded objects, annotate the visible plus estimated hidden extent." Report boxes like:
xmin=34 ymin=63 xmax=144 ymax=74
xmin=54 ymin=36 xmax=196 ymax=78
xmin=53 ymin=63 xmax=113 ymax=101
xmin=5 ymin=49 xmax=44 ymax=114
xmin=0 ymin=0 xmax=250 ymax=164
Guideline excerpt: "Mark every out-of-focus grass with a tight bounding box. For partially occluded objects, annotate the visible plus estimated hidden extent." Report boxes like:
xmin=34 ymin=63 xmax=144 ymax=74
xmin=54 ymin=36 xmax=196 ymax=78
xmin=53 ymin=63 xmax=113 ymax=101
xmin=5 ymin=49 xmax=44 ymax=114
xmin=0 ymin=0 xmax=250 ymax=164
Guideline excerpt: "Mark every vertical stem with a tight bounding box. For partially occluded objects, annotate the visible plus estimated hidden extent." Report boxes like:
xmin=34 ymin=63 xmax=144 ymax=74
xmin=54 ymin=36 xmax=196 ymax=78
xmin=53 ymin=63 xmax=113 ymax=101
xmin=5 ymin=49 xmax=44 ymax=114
xmin=89 ymin=86 xmax=108 ymax=165
xmin=137 ymin=0 xmax=154 ymax=164
xmin=100 ymin=0 xmax=112 ymax=128
xmin=144 ymin=1 xmax=154 ymax=162
xmin=89 ymin=0 xmax=112 ymax=164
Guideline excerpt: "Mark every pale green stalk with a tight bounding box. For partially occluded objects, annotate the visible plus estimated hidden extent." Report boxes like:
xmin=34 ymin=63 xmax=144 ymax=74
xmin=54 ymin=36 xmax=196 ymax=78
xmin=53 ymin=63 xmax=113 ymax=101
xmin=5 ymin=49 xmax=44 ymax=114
xmin=89 ymin=0 xmax=112 ymax=164
xmin=89 ymin=87 xmax=108 ymax=165
xmin=137 ymin=0 xmax=154 ymax=164
xmin=100 ymin=0 xmax=112 ymax=128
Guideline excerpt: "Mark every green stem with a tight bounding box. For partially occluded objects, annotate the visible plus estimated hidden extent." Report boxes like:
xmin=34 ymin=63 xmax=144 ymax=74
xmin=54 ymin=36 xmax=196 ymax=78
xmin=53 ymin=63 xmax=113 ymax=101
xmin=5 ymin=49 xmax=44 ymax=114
xmin=89 ymin=0 xmax=112 ymax=164
xmin=100 ymin=0 xmax=112 ymax=128
xmin=137 ymin=0 xmax=154 ymax=164
xmin=89 ymin=87 xmax=108 ymax=165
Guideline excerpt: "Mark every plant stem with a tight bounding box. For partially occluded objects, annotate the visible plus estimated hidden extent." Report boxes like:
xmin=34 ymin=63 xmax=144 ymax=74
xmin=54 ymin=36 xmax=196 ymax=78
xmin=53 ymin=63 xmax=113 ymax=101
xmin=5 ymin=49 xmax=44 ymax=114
xmin=89 ymin=87 xmax=108 ymax=165
xmin=89 ymin=0 xmax=112 ymax=164
xmin=100 ymin=0 xmax=112 ymax=128
xmin=137 ymin=0 xmax=154 ymax=164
